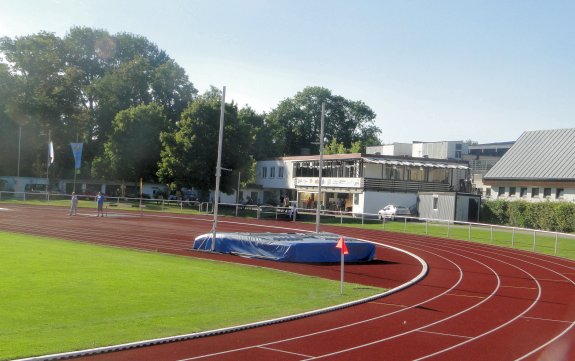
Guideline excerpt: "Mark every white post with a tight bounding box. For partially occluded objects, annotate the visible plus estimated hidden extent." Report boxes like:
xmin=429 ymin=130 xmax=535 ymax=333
xmin=211 ymin=86 xmax=226 ymax=251
xmin=17 ymin=125 xmax=21 ymax=177
xmin=340 ymin=251 xmax=344 ymax=295
xmin=315 ymin=103 xmax=325 ymax=234
xmin=235 ymin=171 xmax=240 ymax=217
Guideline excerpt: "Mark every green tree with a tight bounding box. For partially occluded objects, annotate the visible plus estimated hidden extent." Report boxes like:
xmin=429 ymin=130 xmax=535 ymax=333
xmin=1 ymin=28 xmax=197 ymax=180
xmin=157 ymin=88 xmax=252 ymax=194
xmin=267 ymin=86 xmax=381 ymax=156
xmin=324 ymin=139 xmax=347 ymax=155
xmin=92 ymin=103 xmax=167 ymax=182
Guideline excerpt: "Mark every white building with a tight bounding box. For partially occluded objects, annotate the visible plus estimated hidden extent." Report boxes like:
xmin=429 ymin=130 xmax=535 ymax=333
xmin=255 ymin=153 xmax=469 ymax=216
xmin=483 ymin=128 xmax=575 ymax=202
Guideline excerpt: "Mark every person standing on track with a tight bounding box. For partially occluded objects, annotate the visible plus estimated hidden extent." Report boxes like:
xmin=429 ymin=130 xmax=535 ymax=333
xmin=96 ymin=192 xmax=105 ymax=217
xmin=69 ymin=192 xmax=78 ymax=216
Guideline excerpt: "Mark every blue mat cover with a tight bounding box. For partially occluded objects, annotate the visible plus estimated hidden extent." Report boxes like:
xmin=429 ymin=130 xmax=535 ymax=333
xmin=192 ymin=232 xmax=376 ymax=263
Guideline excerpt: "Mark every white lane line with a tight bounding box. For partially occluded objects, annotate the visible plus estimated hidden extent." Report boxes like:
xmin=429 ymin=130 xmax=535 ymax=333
xmin=417 ymin=330 xmax=473 ymax=339
xmin=522 ymin=316 xmax=572 ymax=324
xmin=258 ymin=346 xmax=314 ymax=358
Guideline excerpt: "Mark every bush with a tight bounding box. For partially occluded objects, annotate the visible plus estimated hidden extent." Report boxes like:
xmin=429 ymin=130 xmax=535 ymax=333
xmin=480 ymin=199 xmax=575 ymax=233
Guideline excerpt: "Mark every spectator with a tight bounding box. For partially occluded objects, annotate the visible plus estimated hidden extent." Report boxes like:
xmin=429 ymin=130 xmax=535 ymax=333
xmin=69 ymin=192 xmax=78 ymax=216
xmin=96 ymin=192 xmax=105 ymax=217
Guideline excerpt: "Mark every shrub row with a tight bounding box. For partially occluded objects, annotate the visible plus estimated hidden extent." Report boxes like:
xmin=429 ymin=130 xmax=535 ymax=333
xmin=480 ymin=199 xmax=575 ymax=233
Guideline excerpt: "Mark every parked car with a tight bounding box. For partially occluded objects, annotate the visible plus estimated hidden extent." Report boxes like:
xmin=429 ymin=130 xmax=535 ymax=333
xmin=378 ymin=205 xmax=412 ymax=220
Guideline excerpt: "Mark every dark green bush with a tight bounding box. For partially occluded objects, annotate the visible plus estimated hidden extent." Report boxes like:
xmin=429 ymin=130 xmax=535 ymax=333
xmin=480 ymin=199 xmax=575 ymax=233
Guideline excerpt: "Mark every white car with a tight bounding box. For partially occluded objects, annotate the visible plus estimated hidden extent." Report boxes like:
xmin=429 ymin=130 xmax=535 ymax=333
xmin=378 ymin=205 xmax=411 ymax=220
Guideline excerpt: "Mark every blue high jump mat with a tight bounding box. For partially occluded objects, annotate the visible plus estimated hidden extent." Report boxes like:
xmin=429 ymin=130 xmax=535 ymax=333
xmin=192 ymin=232 xmax=376 ymax=263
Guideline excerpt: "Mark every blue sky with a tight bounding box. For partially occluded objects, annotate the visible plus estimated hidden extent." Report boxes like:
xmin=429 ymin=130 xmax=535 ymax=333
xmin=1 ymin=0 xmax=573 ymax=144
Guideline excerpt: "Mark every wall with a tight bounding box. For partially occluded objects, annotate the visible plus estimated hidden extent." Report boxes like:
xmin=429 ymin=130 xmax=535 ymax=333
xmin=418 ymin=193 xmax=456 ymax=221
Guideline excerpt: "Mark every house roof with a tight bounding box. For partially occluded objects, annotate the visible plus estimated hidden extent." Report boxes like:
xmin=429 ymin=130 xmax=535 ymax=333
xmin=484 ymin=128 xmax=575 ymax=181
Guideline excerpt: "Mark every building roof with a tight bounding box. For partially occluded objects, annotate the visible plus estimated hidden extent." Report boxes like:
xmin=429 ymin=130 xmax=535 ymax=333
xmin=484 ymin=128 xmax=575 ymax=181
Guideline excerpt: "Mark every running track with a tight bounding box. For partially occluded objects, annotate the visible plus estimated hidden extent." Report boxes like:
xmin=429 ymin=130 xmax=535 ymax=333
xmin=1 ymin=204 xmax=574 ymax=361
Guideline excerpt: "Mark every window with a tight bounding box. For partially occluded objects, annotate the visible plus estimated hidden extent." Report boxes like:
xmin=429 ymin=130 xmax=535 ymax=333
xmin=262 ymin=166 xmax=267 ymax=178
xmin=531 ymin=188 xmax=539 ymax=198
xmin=270 ymin=167 xmax=275 ymax=178
xmin=544 ymin=188 xmax=551 ymax=198
xmin=556 ymin=188 xmax=564 ymax=199
xmin=498 ymin=187 xmax=505 ymax=198
xmin=278 ymin=166 xmax=284 ymax=178
xmin=520 ymin=187 xmax=527 ymax=198
xmin=486 ymin=188 xmax=492 ymax=198
xmin=509 ymin=187 xmax=516 ymax=197
xmin=353 ymin=193 xmax=359 ymax=205
xmin=433 ymin=195 xmax=439 ymax=210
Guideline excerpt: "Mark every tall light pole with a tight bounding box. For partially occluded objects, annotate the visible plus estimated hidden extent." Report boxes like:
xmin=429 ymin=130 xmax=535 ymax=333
xmin=315 ymin=103 xmax=325 ymax=233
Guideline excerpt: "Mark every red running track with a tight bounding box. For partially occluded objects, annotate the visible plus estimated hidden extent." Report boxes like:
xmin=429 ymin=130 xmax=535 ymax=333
xmin=1 ymin=204 xmax=574 ymax=361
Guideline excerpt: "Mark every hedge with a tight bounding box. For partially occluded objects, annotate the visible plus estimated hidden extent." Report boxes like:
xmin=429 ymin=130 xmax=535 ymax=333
xmin=480 ymin=199 xmax=575 ymax=233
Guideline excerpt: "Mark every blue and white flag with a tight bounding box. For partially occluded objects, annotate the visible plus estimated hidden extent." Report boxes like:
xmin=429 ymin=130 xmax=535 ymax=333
xmin=70 ymin=143 xmax=83 ymax=169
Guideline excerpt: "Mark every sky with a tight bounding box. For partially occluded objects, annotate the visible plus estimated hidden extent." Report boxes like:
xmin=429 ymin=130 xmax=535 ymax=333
xmin=1 ymin=0 xmax=573 ymax=144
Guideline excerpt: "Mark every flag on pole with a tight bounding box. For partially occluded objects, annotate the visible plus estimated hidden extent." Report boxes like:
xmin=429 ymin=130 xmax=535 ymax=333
xmin=70 ymin=143 xmax=83 ymax=169
xmin=336 ymin=236 xmax=348 ymax=294
xmin=336 ymin=236 xmax=349 ymax=255
xmin=48 ymin=141 xmax=54 ymax=164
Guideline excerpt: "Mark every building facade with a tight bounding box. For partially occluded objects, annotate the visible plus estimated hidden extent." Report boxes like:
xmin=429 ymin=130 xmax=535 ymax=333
xmin=483 ymin=128 xmax=575 ymax=202
xmin=255 ymin=153 xmax=469 ymax=216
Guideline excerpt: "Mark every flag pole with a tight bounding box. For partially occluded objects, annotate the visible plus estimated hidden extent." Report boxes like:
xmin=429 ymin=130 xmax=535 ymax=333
xmin=336 ymin=236 xmax=348 ymax=295
xmin=340 ymin=249 xmax=344 ymax=294
xmin=46 ymin=129 xmax=51 ymax=201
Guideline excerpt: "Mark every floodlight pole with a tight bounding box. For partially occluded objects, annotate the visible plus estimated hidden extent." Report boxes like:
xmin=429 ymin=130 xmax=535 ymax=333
xmin=315 ymin=103 xmax=325 ymax=234
xmin=211 ymin=86 xmax=226 ymax=251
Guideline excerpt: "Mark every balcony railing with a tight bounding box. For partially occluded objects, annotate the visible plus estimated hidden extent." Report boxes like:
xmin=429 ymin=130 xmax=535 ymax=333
xmin=363 ymin=177 xmax=451 ymax=193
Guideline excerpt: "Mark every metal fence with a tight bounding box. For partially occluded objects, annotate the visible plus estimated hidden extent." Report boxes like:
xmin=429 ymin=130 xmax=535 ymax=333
xmin=1 ymin=191 xmax=573 ymax=258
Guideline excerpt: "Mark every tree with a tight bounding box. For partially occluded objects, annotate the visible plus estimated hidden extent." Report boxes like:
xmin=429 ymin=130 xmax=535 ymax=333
xmin=92 ymin=103 xmax=167 ymax=182
xmin=1 ymin=28 xmax=197 ymax=180
xmin=267 ymin=86 xmax=381 ymax=156
xmin=157 ymin=88 xmax=252 ymax=194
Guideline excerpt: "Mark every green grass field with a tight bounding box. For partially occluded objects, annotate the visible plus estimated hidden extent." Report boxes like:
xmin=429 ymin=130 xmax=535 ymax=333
xmin=0 ymin=231 xmax=384 ymax=360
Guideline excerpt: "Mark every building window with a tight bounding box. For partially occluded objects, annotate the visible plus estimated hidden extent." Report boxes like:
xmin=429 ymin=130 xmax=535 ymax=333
xmin=262 ymin=166 xmax=267 ymax=178
xmin=543 ymin=188 xmax=551 ymax=198
xmin=509 ymin=187 xmax=516 ymax=197
xmin=278 ymin=166 xmax=284 ymax=178
xmin=353 ymin=194 xmax=359 ymax=205
xmin=520 ymin=187 xmax=527 ymax=198
xmin=531 ymin=188 xmax=539 ymax=198
xmin=556 ymin=188 xmax=564 ymax=199
xmin=433 ymin=195 xmax=439 ymax=210
xmin=498 ymin=187 xmax=505 ymax=198
xmin=270 ymin=167 xmax=275 ymax=178
xmin=486 ymin=188 xmax=492 ymax=198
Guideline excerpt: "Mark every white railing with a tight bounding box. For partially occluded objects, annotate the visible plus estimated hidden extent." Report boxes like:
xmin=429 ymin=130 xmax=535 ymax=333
xmin=1 ymin=191 xmax=573 ymax=257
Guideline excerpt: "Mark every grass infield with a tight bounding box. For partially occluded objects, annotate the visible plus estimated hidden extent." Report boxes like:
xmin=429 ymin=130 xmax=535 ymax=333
xmin=0 ymin=231 xmax=384 ymax=360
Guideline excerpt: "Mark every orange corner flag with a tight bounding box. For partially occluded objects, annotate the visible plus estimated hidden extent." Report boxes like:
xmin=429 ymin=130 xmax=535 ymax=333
xmin=336 ymin=236 xmax=349 ymax=255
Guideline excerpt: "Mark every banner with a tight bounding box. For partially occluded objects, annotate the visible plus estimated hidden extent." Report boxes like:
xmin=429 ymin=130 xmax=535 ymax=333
xmin=49 ymin=141 xmax=54 ymax=164
xmin=70 ymin=143 xmax=83 ymax=169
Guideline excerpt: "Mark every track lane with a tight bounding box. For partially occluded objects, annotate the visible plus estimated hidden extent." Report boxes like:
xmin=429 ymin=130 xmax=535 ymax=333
xmin=1 ymin=204 xmax=573 ymax=361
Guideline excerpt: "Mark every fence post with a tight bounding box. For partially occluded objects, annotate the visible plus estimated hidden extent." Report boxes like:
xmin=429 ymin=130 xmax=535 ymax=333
xmin=490 ymin=225 xmax=493 ymax=243
xmin=512 ymin=228 xmax=515 ymax=248
xmin=425 ymin=219 xmax=428 ymax=235
xmin=468 ymin=223 xmax=471 ymax=241
xmin=447 ymin=221 xmax=450 ymax=238
xmin=533 ymin=230 xmax=536 ymax=252
xmin=554 ymin=232 xmax=558 ymax=256
xmin=403 ymin=217 xmax=407 ymax=232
